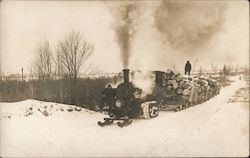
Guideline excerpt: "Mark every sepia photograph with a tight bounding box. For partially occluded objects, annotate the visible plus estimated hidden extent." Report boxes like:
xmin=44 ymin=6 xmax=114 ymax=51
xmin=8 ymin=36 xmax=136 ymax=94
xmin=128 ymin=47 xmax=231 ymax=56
xmin=0 ymin=0 xmax=249 ymax=157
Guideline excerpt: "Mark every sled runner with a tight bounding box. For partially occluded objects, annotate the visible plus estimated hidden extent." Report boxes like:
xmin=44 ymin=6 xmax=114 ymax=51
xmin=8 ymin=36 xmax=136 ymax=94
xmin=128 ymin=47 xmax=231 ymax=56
xmin=98 ymin=117 xmax=132 ymax=127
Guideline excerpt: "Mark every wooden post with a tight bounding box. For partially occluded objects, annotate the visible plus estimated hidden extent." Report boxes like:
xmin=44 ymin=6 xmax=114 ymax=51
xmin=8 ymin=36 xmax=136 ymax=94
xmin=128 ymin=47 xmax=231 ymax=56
xmin=21 ymin=68 xmax=24 ymax=82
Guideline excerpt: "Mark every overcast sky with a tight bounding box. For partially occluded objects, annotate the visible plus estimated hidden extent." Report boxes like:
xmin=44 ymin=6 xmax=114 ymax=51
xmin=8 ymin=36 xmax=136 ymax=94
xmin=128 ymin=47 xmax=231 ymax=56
xmin=0 ymin=0 xmax=249 ymax=75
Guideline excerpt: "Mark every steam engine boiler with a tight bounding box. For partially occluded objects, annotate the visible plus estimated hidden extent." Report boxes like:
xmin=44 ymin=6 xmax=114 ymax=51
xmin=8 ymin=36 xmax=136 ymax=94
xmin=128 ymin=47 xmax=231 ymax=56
xmin=110 ymin=69 xmax=160 ymax=119
xmin=98 ymin=69 xmax=161 ymax=127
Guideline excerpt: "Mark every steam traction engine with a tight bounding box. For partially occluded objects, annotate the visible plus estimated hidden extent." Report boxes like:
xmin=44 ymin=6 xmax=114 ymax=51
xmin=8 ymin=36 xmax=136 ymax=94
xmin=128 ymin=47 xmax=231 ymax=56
xmin=98 ymin=69 xmax=160 ymax=127
xmin=98 ymin=69 xmax=221 ymax=127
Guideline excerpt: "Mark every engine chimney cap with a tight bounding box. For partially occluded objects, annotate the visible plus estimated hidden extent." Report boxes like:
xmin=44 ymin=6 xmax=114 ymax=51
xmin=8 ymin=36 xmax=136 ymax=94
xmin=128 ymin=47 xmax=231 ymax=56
xmin=123 ymin=69 xmax=130 ymax=72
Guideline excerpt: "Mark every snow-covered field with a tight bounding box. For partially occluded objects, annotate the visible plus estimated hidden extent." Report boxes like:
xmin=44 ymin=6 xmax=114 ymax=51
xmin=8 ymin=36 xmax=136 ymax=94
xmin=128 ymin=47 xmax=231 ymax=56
xmin=0 ymin=76 xmax=249 ymax=157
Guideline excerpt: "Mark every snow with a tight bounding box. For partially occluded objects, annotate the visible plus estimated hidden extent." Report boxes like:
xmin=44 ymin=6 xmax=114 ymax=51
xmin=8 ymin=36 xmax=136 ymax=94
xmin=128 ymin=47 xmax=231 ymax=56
xmin=0 ymin=76 xmax=249 ymax=157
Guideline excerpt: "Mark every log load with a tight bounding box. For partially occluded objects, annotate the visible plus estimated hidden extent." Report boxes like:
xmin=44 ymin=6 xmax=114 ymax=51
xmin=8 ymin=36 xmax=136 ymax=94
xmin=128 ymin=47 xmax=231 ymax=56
xmin=163 ymin=70 xmax=221 ymax=105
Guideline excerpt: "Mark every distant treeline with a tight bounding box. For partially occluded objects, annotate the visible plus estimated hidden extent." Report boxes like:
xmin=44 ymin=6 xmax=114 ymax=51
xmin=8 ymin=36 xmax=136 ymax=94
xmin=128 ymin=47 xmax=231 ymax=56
xmin=1 ymin=68 xmax=248 ymax=110
xmin=0 ymin=76 xmax=122 ymax=110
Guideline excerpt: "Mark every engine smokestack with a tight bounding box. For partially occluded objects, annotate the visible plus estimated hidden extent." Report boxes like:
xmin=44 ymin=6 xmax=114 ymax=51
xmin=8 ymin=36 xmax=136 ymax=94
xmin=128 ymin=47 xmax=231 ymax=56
xmin=123 ymin=69 xmax=130 ymax=83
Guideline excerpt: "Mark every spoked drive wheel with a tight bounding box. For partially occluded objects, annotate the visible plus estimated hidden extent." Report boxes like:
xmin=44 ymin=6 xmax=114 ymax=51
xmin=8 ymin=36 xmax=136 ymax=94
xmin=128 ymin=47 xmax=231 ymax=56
xmin=142 ymin=101 xmax=159 ymax=119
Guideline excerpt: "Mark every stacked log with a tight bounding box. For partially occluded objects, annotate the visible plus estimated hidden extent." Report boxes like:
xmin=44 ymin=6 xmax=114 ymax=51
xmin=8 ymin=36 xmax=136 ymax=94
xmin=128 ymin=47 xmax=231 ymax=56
xmin=164 ymin=70 xmax=220 ymax=104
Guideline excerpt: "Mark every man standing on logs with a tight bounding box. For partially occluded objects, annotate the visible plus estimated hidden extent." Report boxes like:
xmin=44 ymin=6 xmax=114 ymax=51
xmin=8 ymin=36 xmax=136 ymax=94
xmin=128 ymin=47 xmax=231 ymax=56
xmin=185 ymin=61 xmax=192 ymax=76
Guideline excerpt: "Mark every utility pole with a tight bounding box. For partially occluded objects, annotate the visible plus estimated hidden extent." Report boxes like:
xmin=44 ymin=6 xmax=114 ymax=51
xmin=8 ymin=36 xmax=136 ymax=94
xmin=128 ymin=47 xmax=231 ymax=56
xmin=21 ymin=68 xmax=24 ymax=82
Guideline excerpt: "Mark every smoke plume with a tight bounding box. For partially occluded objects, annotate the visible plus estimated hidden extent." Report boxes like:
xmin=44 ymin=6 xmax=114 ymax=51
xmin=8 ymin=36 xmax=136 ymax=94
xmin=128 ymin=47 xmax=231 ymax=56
xmin=108 ymin=2 xmax=142 ymax=68
xmin=154 ymin=1 xmax=226 ymax=53
xmin=106 ymin=1 xmax=228 ymax=71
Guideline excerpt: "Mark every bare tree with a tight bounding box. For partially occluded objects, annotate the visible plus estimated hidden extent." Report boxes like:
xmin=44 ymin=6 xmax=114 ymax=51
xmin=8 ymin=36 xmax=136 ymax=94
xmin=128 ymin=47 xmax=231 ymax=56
xmin=33 ymin=40 xmax=53 ymax=80
xmin=199 ymin=66 xmax=203 ymax=76
xmin=171 ymin=64 xmax=176 ymax=72
xmin=54 ymin=45 xmax=67 ymax=103
xmin=211 ymin=63 xmax=214 ymax=73
xmin=192 ymin=58 xmax=198 ymax=73
xmin=228 ymin=64 xmax=232 ymax=75
xmin=57 ymin=30 xmax=94 ymax=104
xmin=235 ymin=64 xmax=239 ymax=74
xmin=222 ymin=64 xmax=232 ymax=76
xmin=27 ymin=67 xmax=35 ymax=98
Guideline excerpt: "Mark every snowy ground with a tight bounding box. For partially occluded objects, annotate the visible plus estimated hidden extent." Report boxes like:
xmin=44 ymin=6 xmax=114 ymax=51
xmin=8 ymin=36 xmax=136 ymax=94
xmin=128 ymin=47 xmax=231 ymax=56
xmin=0 ymin=76 xmax=249 ymax=157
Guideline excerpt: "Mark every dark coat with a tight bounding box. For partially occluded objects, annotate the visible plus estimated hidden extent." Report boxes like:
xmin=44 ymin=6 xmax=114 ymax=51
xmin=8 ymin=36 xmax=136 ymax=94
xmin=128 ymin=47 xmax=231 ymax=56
xmin=185 ymin=62 xmax=192 ymax=71
xmin=102 ymin=88 xmax=116 ymax=98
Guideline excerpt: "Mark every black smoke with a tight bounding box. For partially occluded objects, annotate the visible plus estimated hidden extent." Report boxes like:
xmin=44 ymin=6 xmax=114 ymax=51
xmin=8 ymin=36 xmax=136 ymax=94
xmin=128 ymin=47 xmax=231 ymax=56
xmin=108 ymin=2 xmax=142 ymax=68
xmin=154 ymin=1 xmax=226 ymax=53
